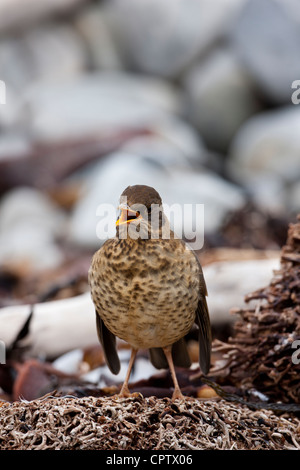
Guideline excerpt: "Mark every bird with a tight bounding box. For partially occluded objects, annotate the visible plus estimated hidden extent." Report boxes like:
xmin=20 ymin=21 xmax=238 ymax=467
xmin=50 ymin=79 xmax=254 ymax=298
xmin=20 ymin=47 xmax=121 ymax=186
xmin=88 ymin=184 xmax=211 ymax=400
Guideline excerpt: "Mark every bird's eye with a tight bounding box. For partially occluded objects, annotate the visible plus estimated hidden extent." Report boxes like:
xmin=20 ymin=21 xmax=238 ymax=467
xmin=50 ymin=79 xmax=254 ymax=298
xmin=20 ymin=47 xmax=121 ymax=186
xmin=127 ymin=211 xmax=140 ymax=221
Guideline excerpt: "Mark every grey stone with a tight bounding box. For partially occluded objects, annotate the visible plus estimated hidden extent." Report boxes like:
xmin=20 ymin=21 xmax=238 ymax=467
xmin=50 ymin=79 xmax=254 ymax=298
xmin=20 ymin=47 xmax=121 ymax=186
xmin=288 ymin=181 xmax=300 ymax=214
xmin=0 ymin=87 xmax=27 ymax=130
xmin=74 ymin=4 xmax=122 ymax=70
xmin=21 ymin=71 xmax=182 ymax=143
xmin=0 ymin=24 xmax=87 ymax=93
xmin=0 ymin=187 xmax=65 ymax=270
xmin=0 ymin=133 xmax=32 ymax=160
xmin=183 ymin=47 xmax=259 ymax=152
xmin=0 ymin=0 xmax=85 ymax=33
xmin=204 ymin=257 xmax=280 ymax=324
xmin=227 ymin=106 xmax=300 ymax=212
xmin=105 ymin=0 xmax=247 ymax=77
xmin=230 ymin=0 xmax=300 ymax=104
xmin=122 ymin=119 xmax=207 ymax=165
xmin=284 ymin=0 xmax=300 ymax=25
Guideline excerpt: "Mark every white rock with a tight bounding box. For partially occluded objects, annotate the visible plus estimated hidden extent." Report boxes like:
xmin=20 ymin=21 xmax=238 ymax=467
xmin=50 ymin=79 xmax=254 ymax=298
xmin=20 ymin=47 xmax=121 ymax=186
xmin=0 ymin=133 xmax=32 ymax=160
xmin=0 ymin=224 xmax=63 ymax=271
xmin=288 ymin=181 xmax=300 ymax=213
xmin=239 ymin=174 xmax=287 ymax=214
xmin=105 ymin=0 xmax=247 ymax=77
xmin=204 ymin=257 xmax=280 ymax=324
xmin=74 ymin=4 xmax=122 ymax=70
xmin=183 ymin=47 xmax=259 ymax=151
xmin=0 ymin=86 xmax=26 ymax=129
xmin=143 ymin=116 xmax=207 ymax=165
xmin=227 ymin=106 xmax=300 ymax=211
xmin=126 ymin=357 xmax=158 ymax=383
xmin=230 ymin=0 xmax=300 ymax=104
xmin=0 ymin=187 xmax=62 ymax=234
xmin=0 ymin=0 xmax=85 ymax=33
xmin=52 ymin=349 xmax=84 ymax=374
xmin=0 ymin=24 xmax=87 ymax=93
xmin=284 ymin=0 xmax=300 ymax=25
xmin=0 ymin=187 xmax=65 ymax=270
xmin=22 ymin=71 xmax=182 ymax=143
xmin=121 ymin=132 xmax=205 ymax=168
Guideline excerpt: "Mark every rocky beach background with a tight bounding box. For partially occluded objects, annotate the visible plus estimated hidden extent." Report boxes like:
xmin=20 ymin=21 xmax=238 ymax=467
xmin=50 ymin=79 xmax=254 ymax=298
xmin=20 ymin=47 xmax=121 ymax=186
xmin=0 ymin=0 xmax=299 ymax=412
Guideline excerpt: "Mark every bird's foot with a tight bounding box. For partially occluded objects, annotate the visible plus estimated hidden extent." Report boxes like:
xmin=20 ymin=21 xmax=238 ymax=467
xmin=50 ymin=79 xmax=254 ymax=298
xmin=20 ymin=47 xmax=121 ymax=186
xmin=171 ymin=389 xmax=185 ymax=401
xmin=117 ymin=386 xmax=143 ymax=399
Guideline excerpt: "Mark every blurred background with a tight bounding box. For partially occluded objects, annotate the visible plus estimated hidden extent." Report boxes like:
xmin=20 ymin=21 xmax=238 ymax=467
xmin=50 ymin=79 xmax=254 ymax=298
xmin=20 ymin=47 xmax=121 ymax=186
xmin=0 ymin=0 xmax=299 ymax=335
xmin=0 ymin=0 xmax=299 ymax=273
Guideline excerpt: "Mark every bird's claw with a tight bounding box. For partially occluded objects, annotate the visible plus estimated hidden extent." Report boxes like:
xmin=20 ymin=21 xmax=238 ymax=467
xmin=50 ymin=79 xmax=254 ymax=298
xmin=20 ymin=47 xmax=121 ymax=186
xmin=117 ymin=388 xmax=143 ymax=400
xmin=171 ymin=390 xmax=185 ymax=401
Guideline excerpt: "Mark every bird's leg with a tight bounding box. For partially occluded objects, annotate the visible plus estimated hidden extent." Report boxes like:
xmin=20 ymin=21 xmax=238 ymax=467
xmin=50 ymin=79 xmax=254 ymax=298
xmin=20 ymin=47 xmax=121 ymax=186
xmin=163 ymin=346 xmax=185 ymax=401
xmin=118 ymin=348 xmax=138 ymax=397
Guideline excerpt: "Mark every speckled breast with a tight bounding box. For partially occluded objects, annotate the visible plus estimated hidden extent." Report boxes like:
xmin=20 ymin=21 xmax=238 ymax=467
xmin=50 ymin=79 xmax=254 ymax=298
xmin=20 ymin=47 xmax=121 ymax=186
xmin=89 ymin=237 xmax=200 ymax=349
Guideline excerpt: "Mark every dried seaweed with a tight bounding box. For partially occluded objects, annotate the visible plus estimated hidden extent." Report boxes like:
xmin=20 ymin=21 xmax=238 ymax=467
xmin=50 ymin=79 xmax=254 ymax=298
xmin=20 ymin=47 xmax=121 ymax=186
xmin=206 ymin=202 xmax=290 ymax=251
xmin=1 ymin=212 xmax=299 ymax=450
xmin=212 ymin=215 xmax=300 ymax=404
xmin=202 ymin=378 xmax=300 ymax=414
xmin=0 ymin=395 xmax=299 ymax=450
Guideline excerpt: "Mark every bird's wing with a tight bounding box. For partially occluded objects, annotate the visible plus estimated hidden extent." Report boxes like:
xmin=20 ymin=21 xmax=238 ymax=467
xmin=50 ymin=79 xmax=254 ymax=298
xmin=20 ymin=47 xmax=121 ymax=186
xmin=89 ymin=239 xmax=121 ymax=375
xmin=192 ymin=250 xmax=212 ymax=375
xmin=95 ymin=312 xmax=120 ymax=374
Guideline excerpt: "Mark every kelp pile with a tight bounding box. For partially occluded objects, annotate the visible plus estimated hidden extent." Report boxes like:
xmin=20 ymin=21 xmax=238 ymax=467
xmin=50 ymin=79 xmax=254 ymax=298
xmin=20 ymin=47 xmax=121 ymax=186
xmin=213 ymin=215 xmax=300 ymax=404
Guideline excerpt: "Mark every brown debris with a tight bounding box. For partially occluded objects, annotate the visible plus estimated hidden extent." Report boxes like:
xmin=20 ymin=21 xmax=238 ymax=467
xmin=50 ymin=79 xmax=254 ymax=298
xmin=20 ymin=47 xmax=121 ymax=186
xmin=0 ymin=129 xmax=151 ymax=194
xmin=0 ymin=395 xmax=299 ymax=450
xmin=1 ymin=211 xmax=299 ymax=450
xmin=212 ymin=215 xmax=300 ymax=404
xmin=0 ymin=253 xmax=91 ymax=308
xmin=208 ymin=202 xmax=290 ymax=251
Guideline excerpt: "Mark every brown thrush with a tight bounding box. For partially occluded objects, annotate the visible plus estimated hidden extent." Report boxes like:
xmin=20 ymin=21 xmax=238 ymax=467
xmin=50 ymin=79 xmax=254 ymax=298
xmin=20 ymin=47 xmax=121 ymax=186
xmin=88 ymin=185 xmax=211 ymax=400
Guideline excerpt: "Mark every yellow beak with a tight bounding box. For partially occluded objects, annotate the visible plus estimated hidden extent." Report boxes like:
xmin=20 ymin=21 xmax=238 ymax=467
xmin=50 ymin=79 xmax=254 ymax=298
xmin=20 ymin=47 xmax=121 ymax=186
xmin=116 ymin=206 xmax=140 ymax=226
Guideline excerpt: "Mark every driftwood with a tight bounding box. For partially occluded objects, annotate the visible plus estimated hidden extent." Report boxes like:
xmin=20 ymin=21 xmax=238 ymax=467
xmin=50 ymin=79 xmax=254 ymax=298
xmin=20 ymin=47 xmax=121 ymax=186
xmin=212 ymin=215 xmax=300 ymax=404
xmin=0 ymin=292 xmax=97 ymax=358
xmin=0 ymin=254 xmax=279 ymax=357
xmin=204 ymin=255 xmax=280 ymax=324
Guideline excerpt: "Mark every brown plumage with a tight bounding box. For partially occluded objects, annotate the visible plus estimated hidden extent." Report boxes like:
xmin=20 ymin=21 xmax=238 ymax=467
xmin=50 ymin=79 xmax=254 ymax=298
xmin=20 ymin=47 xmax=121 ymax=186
xmin=88 ymin=185 xmax=211 ymax=400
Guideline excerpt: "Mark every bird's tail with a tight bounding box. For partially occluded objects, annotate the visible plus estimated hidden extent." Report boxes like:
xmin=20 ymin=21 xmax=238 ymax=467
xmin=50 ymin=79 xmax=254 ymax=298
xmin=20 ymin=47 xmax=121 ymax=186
xmin=149 ymin=337 xmax=191 ymax=369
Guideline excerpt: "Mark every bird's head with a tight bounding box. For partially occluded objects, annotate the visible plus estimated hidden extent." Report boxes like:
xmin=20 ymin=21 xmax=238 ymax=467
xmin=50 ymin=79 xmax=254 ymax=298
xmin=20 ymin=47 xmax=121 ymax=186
xmin=116 ymin=185 xmax=170 ymax=241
